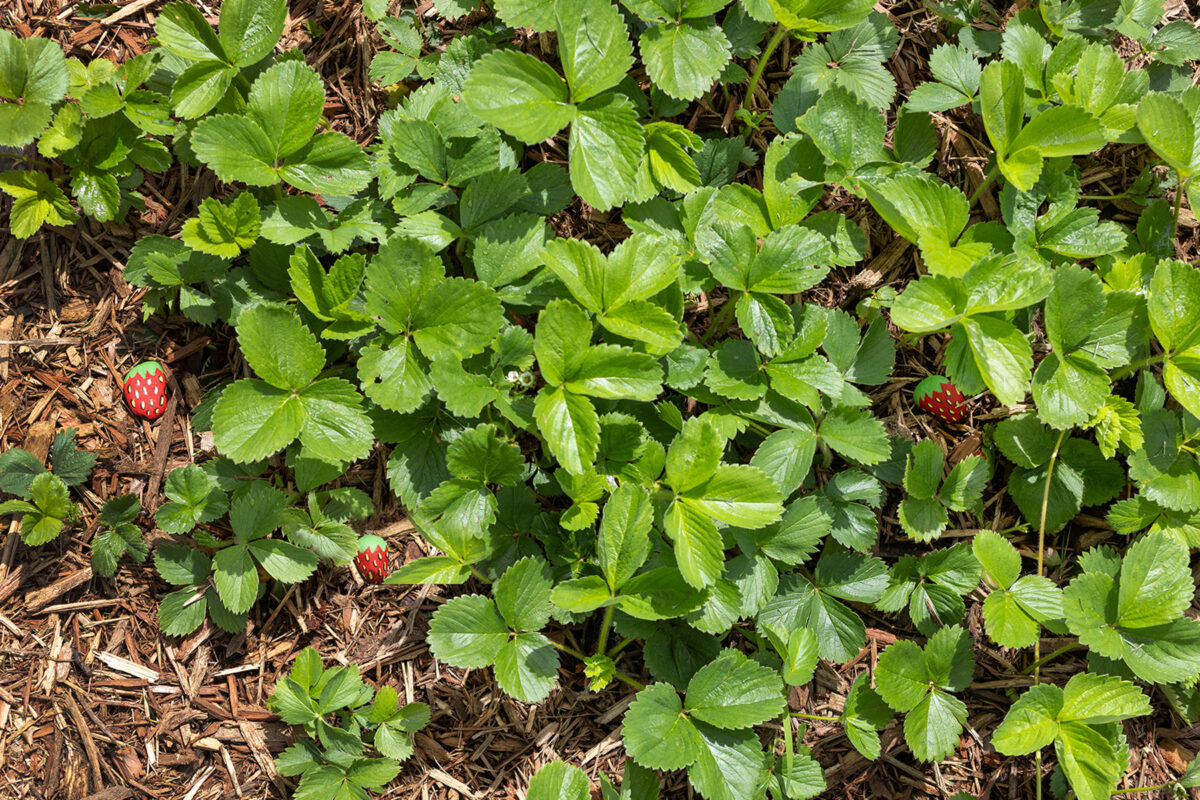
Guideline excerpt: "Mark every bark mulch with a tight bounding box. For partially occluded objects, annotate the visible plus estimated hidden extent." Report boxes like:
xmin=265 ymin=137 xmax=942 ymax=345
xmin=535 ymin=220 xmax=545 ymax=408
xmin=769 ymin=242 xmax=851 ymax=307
xmin=1 ymin=0 xmax=1199 ymax=798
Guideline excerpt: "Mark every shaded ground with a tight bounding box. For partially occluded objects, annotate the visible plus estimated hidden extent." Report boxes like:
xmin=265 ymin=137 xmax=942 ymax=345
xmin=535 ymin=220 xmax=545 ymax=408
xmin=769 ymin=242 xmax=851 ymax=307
xmin=1 ymin=0 xmax=1199 ymax=798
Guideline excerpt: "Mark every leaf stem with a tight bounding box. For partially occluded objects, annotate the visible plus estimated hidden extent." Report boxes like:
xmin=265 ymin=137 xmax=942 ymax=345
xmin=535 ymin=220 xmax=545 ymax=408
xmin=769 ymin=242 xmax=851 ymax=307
xmin=790 ymin=711 xmax=840 ymax=722
xmin=607 ymin=636 xmax=634 ymax=658
xmin=467 ymin=565 xmax=492 ymax=584
xmin=778 ymin=707 xmax=794 ymax=799
xmin=595 ymin=604 xmax=615 ymax=655
xmin=1032 ymin=428 xmax=1067 ymax=800
xmin=745 ymin=27 xmax=786 ymax=112
xmin=551 ymin=639 xmax=646 ymax=691
xmin=1020 ymin=641 xmax=1080 ymax=676
xmin=968 ymin=165 xmax=999 ymax=210
xmin=1112 ymin=783 xmax=1171 ymax=795
xmin=1110 ymin=352 xmax=1166 ymax=381
xmin=1173 ymin=172 xmax=1188 ymax=240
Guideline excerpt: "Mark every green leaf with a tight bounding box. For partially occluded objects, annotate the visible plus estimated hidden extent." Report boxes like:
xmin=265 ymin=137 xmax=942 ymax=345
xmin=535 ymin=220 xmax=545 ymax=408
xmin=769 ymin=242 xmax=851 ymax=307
xmin=640 ymin=20 xmax=730 ymax=101
xmin=494 ymin=0 xmax=556 ymax=30
xmin=679 ymin=464 xmax=783 ymax=528
xmin=462 ymin=50 xmax=574 ymax=144
xmin=191 ymin=114 xmax=279 ymax=186
xmin=664 ymin=499 xmax=724 ymax=590
xmin=903 ymin=439 xmax=943 ymax=500
xmin=1115 ymin=531 xmax=1192 ymax=629
xmin=527 ymin=761 xmax=590 ymax=800
xmin=958 ymin=316 xmax=1032 ymax=406
xmin=556 ymin=0 xmax=634 ymax=102
xmin=171 ymin=60 xmax=236 ymax=119
xmin=874 ymin=639 xmax=928 ymax=712
xmin=247 ymin=60 xmax=325 ymax=159
xmin=797 ymin=87 xmax=883 ymax=172
xmin=181 ymin=193 xmax=261 ymax=258
xmin=279 ymin=132 xmax=372 ymax=196
xmin=494 ymin=632 xmax=559 ymax=702
xmin=494 ymin=556 xmax=553 ymax=631
xmin=941 ymin=456 xmax=987 ymax=512
xmin=1149 ymin=258 xmax=1200 ymax=353
xmin=1032 ymin=352 xmax=1110 ymax=430
xmin=218 ymin=0 xmax=286 ymax=67
xmin=906 ymin=689 xmax=967 ymax=762
xmin=685 ymin=649 xmax=784 ymax=729
xmin=155 ymin=544 xmax=212 ymax=586
xmin=0 ymin=32 xmax=68 ymax=146
xmin=569 ymin=93 xmax=643 ymax=211
xmin=1055 ymin=721 xmax=1124 ymax=800
xmin=565 ymin=345 xmax=662 ymax=400
xmin=213 ymin=545 xmax=259 ymax=615
xmin=0 ymin=448 xmax=44 ymax=498
xmin=156 ymin=1 xmax=226 ymax=61
xmin=50 ymin=427 xmax=96 ymax=487
xmin=18 ymin=472 xmax=72 ymax=546
xmin=1136 ymin=93 xmax=1197 ymax=178
xmin=766 ymin=0 xmax=875 ymax=34
xmin=156 ymin=464 xmax=228 ymax=533
xmin=973 ymin=529 xmax=1020 ymax=589
xmin=0 ymin=171 xmax=78 ymax=238
xmin=1059 ymin=674 xmax=1151 ymax=724
xmin=993 ymin=683 xmax=1062 ymax=756
xmin=248 ymin=539 xmax=319 ymax=583
xmin=819 ymin=406 xmax=889 ymax=465
xmin=157 ymin=586 xmax=208 ymax=636
xmin=383 ymin=556 xmax=469 ymax=585
xmin=427 ymin=594 xmax=508 ymax=668
xmin=534 ymin=387 xmax=600 ymax=475
xmin=687 ymin=723 xmax=764 ymax=800
xmin=623 ymin=682 xmax=703 ymax=770
xmin=599 ymin=484 xmax=653 ymax=590
xmin=551 ymin=576 xmax=615 ymax=612
xmin=222 ymin=294 xmax=291 ymax=365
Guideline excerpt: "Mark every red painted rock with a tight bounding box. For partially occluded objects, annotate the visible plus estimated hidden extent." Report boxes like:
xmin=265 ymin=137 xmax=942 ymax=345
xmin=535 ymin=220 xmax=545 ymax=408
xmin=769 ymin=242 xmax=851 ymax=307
xmin=123 ymin=361 xmax=168 ymax=420
xmin=354 ymin=535 xmax=389 ymax=584
xmin=913 ymin=375 xmax=967 ymax=423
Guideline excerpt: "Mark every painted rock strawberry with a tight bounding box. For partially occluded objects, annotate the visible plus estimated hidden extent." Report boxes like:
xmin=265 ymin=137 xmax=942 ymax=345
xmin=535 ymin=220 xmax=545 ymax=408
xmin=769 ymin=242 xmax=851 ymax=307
xmin=354 ymin=535 xmax=389 ymax=584
xmin=913 ymin=375 xmax=967 ymax=423
xmin=123 ymin=361 xmax=168 ymax=420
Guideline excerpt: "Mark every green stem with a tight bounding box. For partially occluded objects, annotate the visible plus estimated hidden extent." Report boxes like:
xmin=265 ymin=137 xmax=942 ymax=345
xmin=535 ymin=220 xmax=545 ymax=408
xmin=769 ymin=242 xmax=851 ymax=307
xmin=467 ymin=565 xmax=492 ymax=584
xmin=1021 ymin=641 xmax=1079 ymax=676
xmin=1032 ymin=428 xmax=1067 ymax=800
xmin=596 ymin=604 xmax=615 ymax=656
xmin=968 ymin=165 xmax=999 ymax=209
xmin=745 ymin=27 xmax=786 ymax=111
xmin=702 ymin=294 xmax=739 ymax=345
xmin=1112 ymin=783 xmax=1171 ymax=795
xmin=1173 ymin=170 xmax=1186 ymax=239
xmin=607 ymin=637 xmax=634 ymax=658
xmin=1110 ymin=352 xmax=1166 ymax=381
xmin=778 ymin=708 xmax=794 ymax=799
xmin=551 ymin=639 xmax=646 ymax=691
xmin=791 ymin=712 xmax=840 ymax=722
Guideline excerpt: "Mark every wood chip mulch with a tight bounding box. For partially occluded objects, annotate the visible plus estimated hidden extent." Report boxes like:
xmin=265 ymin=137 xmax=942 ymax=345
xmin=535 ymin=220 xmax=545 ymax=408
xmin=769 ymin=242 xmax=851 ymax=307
xmin=2 ymin=0 xmax=1200 ymax=798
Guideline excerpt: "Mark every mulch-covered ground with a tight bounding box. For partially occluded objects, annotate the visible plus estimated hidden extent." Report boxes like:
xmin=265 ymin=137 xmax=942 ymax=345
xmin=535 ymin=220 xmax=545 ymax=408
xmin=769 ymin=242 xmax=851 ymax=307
xmin=2 ymin=0 xmax=1199 ymax=798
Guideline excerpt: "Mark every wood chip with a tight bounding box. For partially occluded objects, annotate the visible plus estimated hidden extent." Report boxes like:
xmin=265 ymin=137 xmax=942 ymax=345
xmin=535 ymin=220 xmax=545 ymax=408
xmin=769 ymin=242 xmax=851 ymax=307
xmin=94 ymin=651 xmax=160 ymax=682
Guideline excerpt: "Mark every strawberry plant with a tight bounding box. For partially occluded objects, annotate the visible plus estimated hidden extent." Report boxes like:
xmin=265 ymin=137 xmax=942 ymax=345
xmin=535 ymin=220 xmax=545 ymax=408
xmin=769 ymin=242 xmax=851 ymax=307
xmin=269 ymin=648 xmax=429 ymax=799
xmin=5 ymin=0 xmax=1200 ymax=798
xmin=90 ymin=494 xmax=148 ymax=577
xmin=0 ymin=428 xmax=95 ymax=545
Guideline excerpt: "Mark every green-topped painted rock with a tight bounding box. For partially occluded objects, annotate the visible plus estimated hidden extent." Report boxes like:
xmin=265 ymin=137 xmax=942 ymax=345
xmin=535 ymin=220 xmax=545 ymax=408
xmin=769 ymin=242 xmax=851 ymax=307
xmin=123 ymin=361 xmax=167 ymax=420
xmin=354 ymin=535 xmax=389 ymax=584
xmin=913 ymin=375 xmax=966 ymax=423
